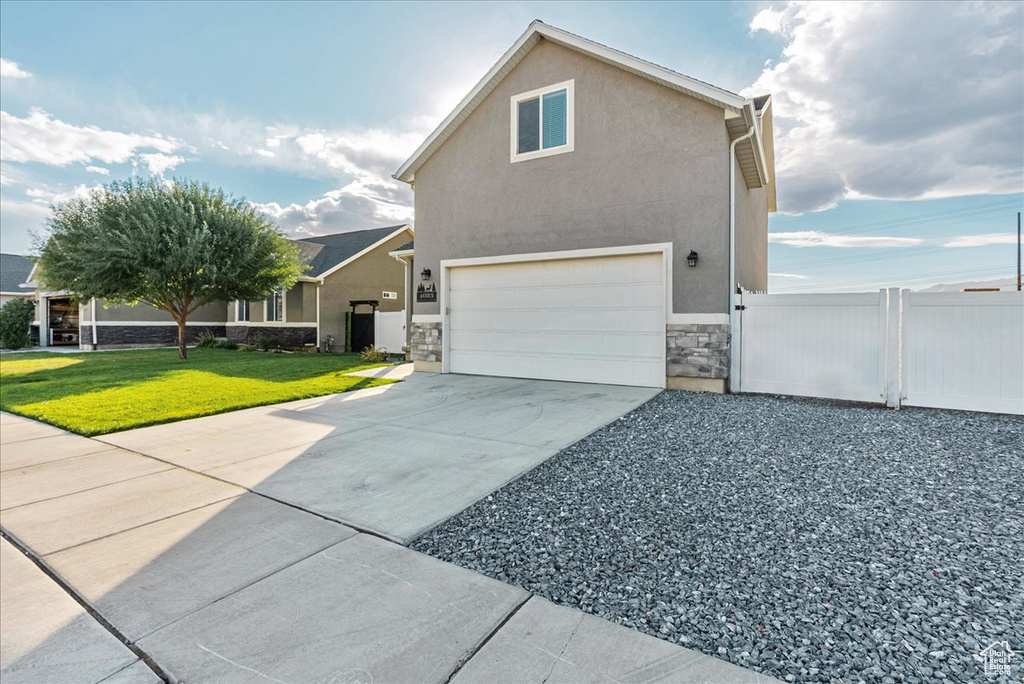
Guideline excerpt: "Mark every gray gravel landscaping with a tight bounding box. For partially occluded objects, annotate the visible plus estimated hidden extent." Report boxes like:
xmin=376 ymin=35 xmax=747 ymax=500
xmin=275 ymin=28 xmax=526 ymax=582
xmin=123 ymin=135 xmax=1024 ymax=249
xmin=412 ymin=392 xmax=1024 ymax=684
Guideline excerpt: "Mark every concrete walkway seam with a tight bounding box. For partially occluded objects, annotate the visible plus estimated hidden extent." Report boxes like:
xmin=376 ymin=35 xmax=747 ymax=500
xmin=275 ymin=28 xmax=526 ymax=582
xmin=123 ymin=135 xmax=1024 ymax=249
xmin=441 ymin=593 xmax=534 ymax=684
xmin=92 ymin=440 xmax=409 ymax=546
xmin=0 ymin=528 xmax=173 ymax=684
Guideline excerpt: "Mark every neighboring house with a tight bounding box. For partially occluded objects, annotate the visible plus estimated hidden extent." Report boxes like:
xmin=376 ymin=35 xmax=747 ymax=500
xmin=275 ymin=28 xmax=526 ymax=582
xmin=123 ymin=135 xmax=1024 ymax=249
xmin=395 ymin=21 xmax=775 ymax=392
xmin=28 ymin=225 xmax=412 ymax=351
xmin=0 ymin=253 xmax=35 ymax=308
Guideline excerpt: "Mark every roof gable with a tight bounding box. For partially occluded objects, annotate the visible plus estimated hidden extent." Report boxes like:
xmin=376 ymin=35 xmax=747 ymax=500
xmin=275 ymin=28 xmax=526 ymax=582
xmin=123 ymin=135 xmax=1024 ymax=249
xmin=0 ymin=253 xmax=35 ymax=294
xmin=395 ymin=21 xmax=772 ymax=192
xmin=293 ymin=225 xmax=412 ymax=278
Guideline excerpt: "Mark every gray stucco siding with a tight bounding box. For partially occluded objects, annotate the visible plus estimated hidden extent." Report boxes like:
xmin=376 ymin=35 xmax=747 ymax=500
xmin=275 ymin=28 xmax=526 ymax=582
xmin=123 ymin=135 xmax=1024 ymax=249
xmin=733 ymin=157 xmax=769 ymax=293
xmin=411 ymin=39 xmax=733 ymax=316
xmin=93 ymin=300 xmax=228 ymax=323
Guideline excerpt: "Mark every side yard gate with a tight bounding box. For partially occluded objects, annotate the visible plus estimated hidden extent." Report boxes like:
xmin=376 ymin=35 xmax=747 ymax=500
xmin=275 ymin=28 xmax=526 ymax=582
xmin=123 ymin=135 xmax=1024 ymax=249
xmin=735 ymin=289 xmax=1023 ymax=415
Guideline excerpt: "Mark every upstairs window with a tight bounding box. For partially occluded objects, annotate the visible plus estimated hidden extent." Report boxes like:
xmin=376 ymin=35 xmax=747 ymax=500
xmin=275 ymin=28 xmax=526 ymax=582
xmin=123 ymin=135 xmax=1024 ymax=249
xmin=265 ymin=289 xmax=284 ymax=322
xmin=511 ymin=80 xmax=574 ymax=163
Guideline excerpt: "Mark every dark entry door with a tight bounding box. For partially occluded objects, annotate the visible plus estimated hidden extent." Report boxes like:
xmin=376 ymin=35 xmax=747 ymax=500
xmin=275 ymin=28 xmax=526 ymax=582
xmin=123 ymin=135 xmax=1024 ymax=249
xmin=350 ymin=313 xmax=375 ymax=352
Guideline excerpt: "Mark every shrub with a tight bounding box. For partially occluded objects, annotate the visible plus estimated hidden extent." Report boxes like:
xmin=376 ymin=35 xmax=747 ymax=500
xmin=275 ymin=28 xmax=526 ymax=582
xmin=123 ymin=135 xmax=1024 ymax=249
xmin=195 ymin=331 xmax=220 ymax=348
xmin=254 ymin=334 xmax=272 ymax=352
xmin=359 ymin=345 xmax=388 ymax=363
xmin=0 ymin=298 xmax=35 ymax=350
xmin=237 ymin=343 xmax=256 ymax=353
xmin=216 ymin=339 xmax=238 ymax=350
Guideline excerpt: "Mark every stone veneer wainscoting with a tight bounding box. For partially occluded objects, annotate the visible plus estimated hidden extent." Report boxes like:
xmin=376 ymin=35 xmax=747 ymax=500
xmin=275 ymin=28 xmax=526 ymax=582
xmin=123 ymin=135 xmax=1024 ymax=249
xmin=81 ymin=325 xmax=226 ymax=349
xmin=409 ymin=321 xmax=443 ymax=372
xmin=665 ymin=323 xmax=729 ymax=393
xmin=225 ymin=326 xmax=317 ymax=348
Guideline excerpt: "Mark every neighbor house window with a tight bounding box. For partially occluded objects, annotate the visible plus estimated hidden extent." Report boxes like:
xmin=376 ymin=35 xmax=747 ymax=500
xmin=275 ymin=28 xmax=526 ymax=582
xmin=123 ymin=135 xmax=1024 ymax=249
xmin=236 ymin=300 xmax=250 ymax=322
xmin=510 ymin=80 xmax=574 ymax=163
xmin=265 ymin=289 xmax=284 ymax=322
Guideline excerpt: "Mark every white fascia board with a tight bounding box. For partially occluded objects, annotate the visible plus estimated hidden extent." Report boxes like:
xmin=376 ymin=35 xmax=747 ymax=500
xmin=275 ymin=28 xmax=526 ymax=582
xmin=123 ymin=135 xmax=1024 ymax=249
xmin=536 ymin=23 xmax=746 ymax=111
xmin=0 ymin=291 xmax=34 ymax=296
xmin=394 ymin=21 xmax=747 ymax=184
xmin=742 ymin=102 xmax=771 ymax=186
xmin=394 ymin=24 xmax=542 ymax=184
xmin=316 ymin=225 xmax=414 ymax=280
xmin=296 ymin=275 xmax=323 ymax=283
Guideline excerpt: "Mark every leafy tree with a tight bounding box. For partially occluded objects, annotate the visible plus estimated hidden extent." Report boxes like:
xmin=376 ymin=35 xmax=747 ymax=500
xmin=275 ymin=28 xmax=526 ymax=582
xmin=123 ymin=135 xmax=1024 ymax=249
xmin=0 ymin=297 xmax=35 ymax=350
xmin=37 ymin=179 xmax=304 ymax=359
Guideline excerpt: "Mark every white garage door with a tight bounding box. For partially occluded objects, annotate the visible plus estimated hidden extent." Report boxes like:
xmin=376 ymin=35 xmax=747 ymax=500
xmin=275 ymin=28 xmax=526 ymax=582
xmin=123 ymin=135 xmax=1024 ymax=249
xmin=447 ymin=253 xmax=665 ymax=387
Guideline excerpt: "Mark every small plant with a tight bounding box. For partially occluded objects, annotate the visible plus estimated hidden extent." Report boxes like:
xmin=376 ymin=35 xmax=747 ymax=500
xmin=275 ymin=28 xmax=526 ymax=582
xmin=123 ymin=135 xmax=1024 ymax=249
xmin=0 ymin=297 xmax=35 ymax=350
xmin=195 ymin=331 xmax=220 ymax=348
xmin=237 ymin=343 xmax=256 ymax=352
xmin=254 ymin=334 xmax=272 ymax=352
xmin=216 ymin=339 xmax=238 ymax=350
xmin=359 ymin=345 xmax=389 ymax=363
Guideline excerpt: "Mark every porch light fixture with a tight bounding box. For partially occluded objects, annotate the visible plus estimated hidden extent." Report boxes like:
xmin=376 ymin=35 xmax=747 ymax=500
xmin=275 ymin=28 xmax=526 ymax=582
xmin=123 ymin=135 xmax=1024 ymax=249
xmin=687 ymin=250 xmax=699 ymax=267
xmin=420 ymin=268 xmax=432 ymax=281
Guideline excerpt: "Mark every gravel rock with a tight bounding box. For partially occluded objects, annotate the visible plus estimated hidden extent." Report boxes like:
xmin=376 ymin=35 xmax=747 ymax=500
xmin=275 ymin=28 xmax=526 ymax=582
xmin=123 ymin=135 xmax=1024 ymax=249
xmin=411 ymin=392 xmax=1024 ymax=684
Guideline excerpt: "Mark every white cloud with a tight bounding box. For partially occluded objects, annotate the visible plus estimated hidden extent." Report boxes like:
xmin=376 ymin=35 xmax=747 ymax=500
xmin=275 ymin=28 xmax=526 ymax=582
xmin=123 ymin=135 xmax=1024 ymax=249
xmin=769 ymin=231 xmax=924 ymax=248
xmin=768 ymin=272 xmax=809 ymax=280
xmin=746 ymin=2 xmax=1024 ymax=214
xmin=84 ymin=165 xmax=110 ymax=175
xmin=942 ymin=232 xmax=1018 ymax=248
xmin=0 ymin=58 xmax=31 ymax=80
xmin=0 ymin=108 xmax=182 ymax=168
xmin=25 ymin=183 xmax=103 ymax=205
xmin=138 ymin=153 xmax=185 ymax=177
xmin=253 ymin=181 xmax=414 ymax=238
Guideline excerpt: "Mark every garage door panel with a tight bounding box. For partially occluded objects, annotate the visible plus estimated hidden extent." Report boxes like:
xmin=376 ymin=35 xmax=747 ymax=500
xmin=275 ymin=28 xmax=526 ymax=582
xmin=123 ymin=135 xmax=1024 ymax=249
xmin=448 ymin=253 xmax=665 ymax=388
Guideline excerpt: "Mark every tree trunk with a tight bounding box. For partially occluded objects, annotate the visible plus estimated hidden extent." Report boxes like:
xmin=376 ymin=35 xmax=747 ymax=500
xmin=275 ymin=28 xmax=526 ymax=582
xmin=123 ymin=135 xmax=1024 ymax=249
xmin=176 ymin=316 xmax=188 ymax=360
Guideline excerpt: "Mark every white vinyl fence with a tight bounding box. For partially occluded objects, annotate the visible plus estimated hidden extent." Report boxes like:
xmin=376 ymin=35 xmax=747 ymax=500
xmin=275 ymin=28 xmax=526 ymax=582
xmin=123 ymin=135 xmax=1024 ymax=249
xmin=902 ymin=292 xmax=1023 ymax=414
xmin=374 ymin=310 xmax=406 ymax=354
xmin=736 ymin=289 xmax=1023 ymax=415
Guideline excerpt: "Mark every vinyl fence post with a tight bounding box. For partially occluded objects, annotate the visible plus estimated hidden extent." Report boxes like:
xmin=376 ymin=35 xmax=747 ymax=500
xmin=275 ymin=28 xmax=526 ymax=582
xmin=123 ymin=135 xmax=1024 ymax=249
xmin=884 ymin=287 xmax=902 ymax=408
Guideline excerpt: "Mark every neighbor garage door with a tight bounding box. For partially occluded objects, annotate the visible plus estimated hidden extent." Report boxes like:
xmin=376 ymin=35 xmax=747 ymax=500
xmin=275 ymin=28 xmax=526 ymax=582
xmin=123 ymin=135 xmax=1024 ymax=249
xmin=447 ymin=252 xmax=665 ymax=387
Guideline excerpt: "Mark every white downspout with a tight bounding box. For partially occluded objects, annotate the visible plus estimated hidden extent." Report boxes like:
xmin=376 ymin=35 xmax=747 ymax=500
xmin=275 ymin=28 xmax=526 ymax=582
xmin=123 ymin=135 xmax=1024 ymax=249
xmin=315 ymin=283 xmax=321 ymax=351
xmin=729 ymin=126 xmax=755 ymax=393
xmin=91 ymin=298 xmax=98 ymax=350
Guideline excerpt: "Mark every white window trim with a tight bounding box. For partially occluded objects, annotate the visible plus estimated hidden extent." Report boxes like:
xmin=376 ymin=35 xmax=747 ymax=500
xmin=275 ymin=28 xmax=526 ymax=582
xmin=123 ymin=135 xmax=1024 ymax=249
xmin=263 ymin=288 xmax=286 ymax=323
xmin=510 ymin=79 xmax=575 ymax=163
xmin=235 ymin=299 xmax=251 ymax=322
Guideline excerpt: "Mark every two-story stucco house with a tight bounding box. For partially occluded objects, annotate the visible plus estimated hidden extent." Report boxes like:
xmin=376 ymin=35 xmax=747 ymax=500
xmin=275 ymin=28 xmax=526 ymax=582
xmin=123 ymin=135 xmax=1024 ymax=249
xmin=395 ymin=21 xmax=775 ymax=391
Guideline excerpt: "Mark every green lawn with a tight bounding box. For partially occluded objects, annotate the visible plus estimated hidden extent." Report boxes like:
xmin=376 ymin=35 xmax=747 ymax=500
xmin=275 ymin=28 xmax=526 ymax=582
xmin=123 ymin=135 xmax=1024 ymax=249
xmin=0 ymin=348 xmax=396 ymax=436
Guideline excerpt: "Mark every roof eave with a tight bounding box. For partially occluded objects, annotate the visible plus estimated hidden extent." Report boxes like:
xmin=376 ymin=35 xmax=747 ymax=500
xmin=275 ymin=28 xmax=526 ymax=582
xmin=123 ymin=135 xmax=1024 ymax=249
xmin=395 ymin=21 xmax=749 ymax=185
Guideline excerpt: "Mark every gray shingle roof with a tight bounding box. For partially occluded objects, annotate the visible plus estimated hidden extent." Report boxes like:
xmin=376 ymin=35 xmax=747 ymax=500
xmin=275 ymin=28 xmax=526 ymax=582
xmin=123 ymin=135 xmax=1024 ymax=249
xmin=292 ymin=225 xmax=409 ymax=277
xmin=0 ymin=254 xmax=35 ymax=294
xmin=392 ymin=241 xmax=413 ymax=252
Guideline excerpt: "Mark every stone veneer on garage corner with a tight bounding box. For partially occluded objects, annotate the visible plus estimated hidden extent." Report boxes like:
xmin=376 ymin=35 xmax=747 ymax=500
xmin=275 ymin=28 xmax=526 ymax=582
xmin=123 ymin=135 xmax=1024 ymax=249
xmin=409 ymin=321 xmax=443 ymax=368
xmin=665 ymin=323 xmax=730 ymax=392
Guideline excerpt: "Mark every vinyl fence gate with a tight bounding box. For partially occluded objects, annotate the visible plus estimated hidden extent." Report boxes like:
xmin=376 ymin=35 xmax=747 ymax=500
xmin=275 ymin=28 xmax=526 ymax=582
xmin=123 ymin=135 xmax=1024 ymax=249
xmin=734 ymin=289 xmax=1023 ymax=415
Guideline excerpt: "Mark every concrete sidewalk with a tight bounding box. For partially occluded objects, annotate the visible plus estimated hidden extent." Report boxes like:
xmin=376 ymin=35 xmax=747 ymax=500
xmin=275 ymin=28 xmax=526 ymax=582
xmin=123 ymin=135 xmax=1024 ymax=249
xmin=1 ymin=407 xmax=778 ymax=683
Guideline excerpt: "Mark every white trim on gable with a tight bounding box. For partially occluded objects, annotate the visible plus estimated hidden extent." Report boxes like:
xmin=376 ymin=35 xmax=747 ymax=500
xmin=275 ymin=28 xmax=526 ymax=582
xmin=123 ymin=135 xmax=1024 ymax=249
xmin=315 ymin=225 xmax=414 ymax=280
xmin=394 ymin=21 xmax=767 ymax=186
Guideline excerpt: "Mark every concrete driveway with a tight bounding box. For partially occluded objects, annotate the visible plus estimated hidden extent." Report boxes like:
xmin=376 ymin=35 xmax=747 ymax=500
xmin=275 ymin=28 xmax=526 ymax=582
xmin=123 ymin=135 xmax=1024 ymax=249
xmin=1 ymin=377 xmax=779 ymax=684
xmin=100 ymin=372 xmax=658 ymax=543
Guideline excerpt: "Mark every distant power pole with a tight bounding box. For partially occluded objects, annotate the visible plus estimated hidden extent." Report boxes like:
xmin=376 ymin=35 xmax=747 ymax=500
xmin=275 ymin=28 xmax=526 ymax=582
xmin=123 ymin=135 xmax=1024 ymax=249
xmin=1018 ymin=211 xmax=1022 ymax=292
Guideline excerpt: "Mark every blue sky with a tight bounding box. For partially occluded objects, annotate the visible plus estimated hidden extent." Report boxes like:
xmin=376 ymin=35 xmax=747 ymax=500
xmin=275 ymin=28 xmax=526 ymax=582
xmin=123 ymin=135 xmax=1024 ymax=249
xmin=1 ymin=1 xmax=1021 ymax=291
